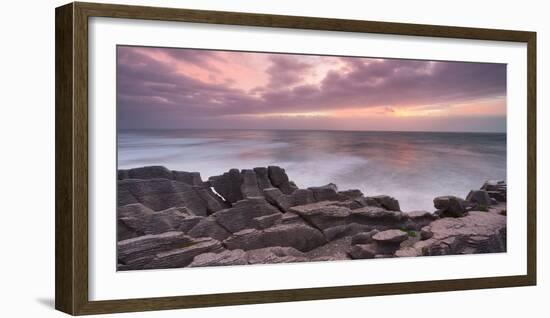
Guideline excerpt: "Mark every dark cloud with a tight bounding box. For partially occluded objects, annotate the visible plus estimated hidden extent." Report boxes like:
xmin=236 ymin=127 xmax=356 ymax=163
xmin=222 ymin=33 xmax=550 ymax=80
xmin=117 ymin=46 xmax=506 ymax=130
xmin=117 ymin=47 xmax=261 ymax=124
xmin=264 ymin=55 xmax=313 ymax=89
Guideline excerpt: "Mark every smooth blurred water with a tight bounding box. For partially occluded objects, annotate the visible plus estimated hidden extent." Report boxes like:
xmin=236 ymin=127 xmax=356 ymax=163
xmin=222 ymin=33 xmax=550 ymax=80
xmin=118 ymin=129 xmax=506 ymax=212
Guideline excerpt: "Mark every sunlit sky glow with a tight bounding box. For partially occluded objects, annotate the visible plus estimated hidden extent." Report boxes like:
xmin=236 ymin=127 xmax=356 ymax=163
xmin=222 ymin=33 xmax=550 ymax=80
xmin=117 ymin=46 xmax=506 ymax=132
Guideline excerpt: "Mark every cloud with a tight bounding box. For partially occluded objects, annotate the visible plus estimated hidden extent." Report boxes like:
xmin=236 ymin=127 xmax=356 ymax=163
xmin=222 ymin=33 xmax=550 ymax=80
xmin=264 ymin=55 xmax=313 ymax=89
xmin=116 ymin=46 xmax=506 ymax=131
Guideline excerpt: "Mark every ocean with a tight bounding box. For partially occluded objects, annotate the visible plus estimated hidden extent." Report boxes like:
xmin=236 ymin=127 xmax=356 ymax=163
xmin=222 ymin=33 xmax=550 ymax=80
xmin=118 ymin=129 xmax=506 ymax=212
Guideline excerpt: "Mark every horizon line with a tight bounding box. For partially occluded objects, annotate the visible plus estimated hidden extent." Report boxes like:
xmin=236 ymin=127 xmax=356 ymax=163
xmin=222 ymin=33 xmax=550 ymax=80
xmin=117 ymin=127 xmax=506 ymax=134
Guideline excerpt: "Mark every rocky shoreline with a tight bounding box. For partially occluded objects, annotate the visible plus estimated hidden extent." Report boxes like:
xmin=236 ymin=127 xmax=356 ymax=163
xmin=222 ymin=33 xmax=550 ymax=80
xmin=117 ymin=166 xmax=507 ymax=270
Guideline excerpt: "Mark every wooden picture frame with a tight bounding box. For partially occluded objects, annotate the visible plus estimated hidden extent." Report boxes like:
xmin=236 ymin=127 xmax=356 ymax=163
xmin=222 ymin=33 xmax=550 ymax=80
xmin=55 ymin=2 xmax=536 ymax=315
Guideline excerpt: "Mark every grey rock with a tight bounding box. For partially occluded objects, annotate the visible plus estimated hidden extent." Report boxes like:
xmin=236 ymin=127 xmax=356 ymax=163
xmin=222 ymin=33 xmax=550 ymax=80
xmin=115 ymin=166 xmax=205 ymax=185
xmin=394 ymin=247 xmax=421 ymax=258
xmin=263 ymin=187 xmax=315 ymax=212
xmin=253 ymin=167 xmax=274 ymax=190
xmin=338 ymin=189 xmax=364 ymax=200
xmin=117 ymin=231 xmax=195 ymax=265
xmin=117 ymin=256 xmax=156 ymax=270
xmin=251 ymin=213 xmax=282 ymax=229
xmin=330 ymin=200 xmax=365 ymax=210
xmin=407 ymin=210 xmax=436 ymax=219
xmin=117 ymin=178 xmax=209 ymax=215
xmin=240 ymin=169 xmax=263 ymax=198
xmin=399 ymin=232 xmax=421 ymax=249
xmin=291 ymin=189 xmax=316 ymax=206
xmin=481 ymin=180 xmax=505 ymax=191
xmin=308 ymin=184 xmax=347 ymax=202
xmin=281 ymin=212 xmax=302 ymax=224
xmin=268 ymin=166 xmax=298 ymax=194
xmin=351 ymin=206 xmax=408 ymax=224
xmin=487 ymin=190 xmax=506 ymax=202
xmin=247 ymin=246 xmax=307 ymax=264
xmin=146 ymin=238 xmax=224 ymax=269
xmin=351 ymin=230 xmax=379 ymax=245
xmin=396 ymin=211 xmax=506 ymax=256
xmin=177 ymin=215 xmax=203 ymax=233
xmin=403 ymin=210 xmax=438 ymax=231
xmin=117 ymin=203 xmax=155 ymax=239
xmin=355 ymin=196 xmax=384 ymax=208
xmin=117 ymin=166 xmax=204 ymax=186
xmin=291 ymin=202 xmax=410 ymax=233
xmin=305 ymin=237 xmax=353 ymax=261
xmin=145 ymin=206 xmax=194 ymax=235
xmin=193 ymin=186 xmax=228 ymax=213
xmin=223 ymin=223 xmax=326 ymax=252
xmin=420 ymin=229 xmax=433 ymax=240
xmin=209 ymin=169 xmax=243 ymax=203
xmin=367 ymin=195 xmax=401 ymax=211
xmin=291 ymin=204 xmax=352 ymax=230
xmin=118 ymin=170 xmax=129 ymax=180
xmin=372 ymin=229 xmax=409 ymax=244
xmin=117 ymin=184 xmax=139 ymax=207
xmin=118 ymin=219 xmax=139 ymax=241
xmin=189 ymin=249 xmax=248 ymax=267
xmin=213 ymin=197 xmax=281 ymax=233
xmin=263 ymin=187 xmax=292 ymax=211
xmin=323 ymin=223 xmax=375 ymax=241
xmin=126 ymin=166 xmax=173 ymax=180
xmin=289 ymin=200 xmax=341 ymax=214
xmin=433 ymin=195 xmax=466 ymax=218
xmin=172 ymin=171 xmax=203 ymax=186
xmin=466 ymin=190 xmax=492 ymax=206
xmin=187 ymin=217 xmax=231 ymax=241
xmin=349 ymin=243 xmax=377 ymax=259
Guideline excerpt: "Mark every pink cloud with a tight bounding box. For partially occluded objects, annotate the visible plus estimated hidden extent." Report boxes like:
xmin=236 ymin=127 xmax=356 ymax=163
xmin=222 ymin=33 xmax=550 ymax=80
xmin=117 ymin=46 xmax=506 ymax=132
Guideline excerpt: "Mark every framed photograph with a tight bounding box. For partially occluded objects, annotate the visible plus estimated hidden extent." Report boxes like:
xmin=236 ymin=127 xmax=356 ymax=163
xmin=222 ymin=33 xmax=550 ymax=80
xmin=55 ymin=2 xmax=536 ymax=315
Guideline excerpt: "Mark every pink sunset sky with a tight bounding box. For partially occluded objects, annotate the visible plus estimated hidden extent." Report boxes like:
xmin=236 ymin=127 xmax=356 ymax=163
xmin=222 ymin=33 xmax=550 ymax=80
xmin=117 ymin=46 xmax=506 ymax=132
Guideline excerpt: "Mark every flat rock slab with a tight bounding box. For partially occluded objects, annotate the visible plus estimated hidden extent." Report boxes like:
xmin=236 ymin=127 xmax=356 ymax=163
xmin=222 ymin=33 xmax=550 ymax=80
xmin=118 ymin=178 xmax=210 ymax=215
xmin=118 ymin=231 xmax=198 ymax=265
xmin=349 ymin=243 xmax=377 ymax=259
xmin=213 ymin=197 xmax=281 ymax=233
xmin=433 ymin=195 xmax=466 ymax=218
xmin=367 ymin=195 xmax=401 ymax=211
xmin=263 ymin=187 xmax=316 ymax=212
xmin=189 ymin=249 xmax=248 ymax=267
xmin=147 ymin=238 xmax=223 ymax=269
xmin=145 ymin=207 xmax=195 ymax=235
xmin=223 ymin=223 xmax=326 ymax=252
xmin=117 ymin=203 xmax=155 ymax=240
xmin=396 ymin=212 xmax=506 ymax=256
xmin=323 ymin=223 xmax=376 ymax=241
xmin=186 ymin=217 xmax=231 ymax=241
xmin=308 ymin=184 xmax=348 ymax=202
xmin=304 ymin=237 xmax=352 ymax=261
xmin=290 ymin=202 xmax=417 ymax=236
xmin=289 ymin=201 xmax=341 ymax=215
xmin=247 ymin=246 xmax=307 ymax=264
xmin=372 ymin=229 xmax=409 ymax=243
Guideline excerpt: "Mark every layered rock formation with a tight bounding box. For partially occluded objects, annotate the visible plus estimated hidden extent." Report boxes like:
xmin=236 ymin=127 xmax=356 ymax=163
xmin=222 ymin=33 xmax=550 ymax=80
xmin=117 ymin=166 xmax=507 ymax=270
